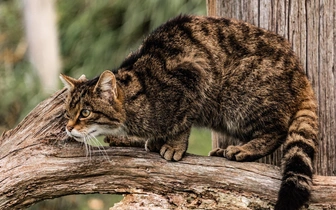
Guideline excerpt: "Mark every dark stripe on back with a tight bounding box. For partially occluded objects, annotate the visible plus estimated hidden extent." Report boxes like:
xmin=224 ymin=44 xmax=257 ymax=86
xmin=226 ymin=33 xmax=250 ymax=57
xmin=177 ymin=23 xmax=213 ymax=61
xmin=200 ymin=22 xmax=210 ymax=36
xmin=216 ymin=27 xmax=230 ymax=56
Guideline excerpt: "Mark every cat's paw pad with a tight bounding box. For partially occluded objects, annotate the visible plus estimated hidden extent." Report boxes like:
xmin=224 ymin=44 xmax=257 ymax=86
xmin=160 ymin=144 xmax=185 ymax=161
xmin=224 ymin=145 xmax=250 ymax=161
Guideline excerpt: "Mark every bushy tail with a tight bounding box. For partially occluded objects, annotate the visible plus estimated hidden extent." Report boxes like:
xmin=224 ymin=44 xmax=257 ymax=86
xmin=275 ymin=99 xmax=318 ymax=210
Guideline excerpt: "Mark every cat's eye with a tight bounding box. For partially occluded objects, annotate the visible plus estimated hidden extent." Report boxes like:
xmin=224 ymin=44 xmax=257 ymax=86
xmin=80 ymin=109 xmax=91 ymax=118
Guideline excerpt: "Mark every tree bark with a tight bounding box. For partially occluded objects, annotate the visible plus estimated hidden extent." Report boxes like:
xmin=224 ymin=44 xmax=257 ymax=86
xmin=208 ymin=0 xmax=336 ymax=176
xmin=0 ymin=90 xmax=336 ymax=210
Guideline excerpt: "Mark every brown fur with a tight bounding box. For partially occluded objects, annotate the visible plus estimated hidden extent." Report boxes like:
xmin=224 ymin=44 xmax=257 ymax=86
xmin=60 ymin=15 xmax=318 ymax=210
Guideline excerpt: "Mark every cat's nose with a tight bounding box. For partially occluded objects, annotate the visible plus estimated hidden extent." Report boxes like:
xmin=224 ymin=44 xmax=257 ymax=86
xmin=66 ymin=125 xmax=74 ymax=132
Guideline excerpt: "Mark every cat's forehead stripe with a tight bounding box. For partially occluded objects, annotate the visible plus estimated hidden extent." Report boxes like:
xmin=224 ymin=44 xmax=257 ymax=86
xmin=69 ymin=90 xmax=82 ymax=109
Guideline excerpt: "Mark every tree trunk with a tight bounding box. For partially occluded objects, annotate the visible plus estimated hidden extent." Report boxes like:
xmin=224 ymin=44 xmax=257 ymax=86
xmin=22 ymin=0 xmax=61 ymax=93
xmin=0 ymin=90 xmax=335 ymax=210
xmin=208 ymin=0 xmax=336 ymax=176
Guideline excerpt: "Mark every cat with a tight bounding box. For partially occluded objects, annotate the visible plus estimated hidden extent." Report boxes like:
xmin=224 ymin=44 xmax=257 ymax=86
xmin=60 ymin=15 xmax=318 ymax=210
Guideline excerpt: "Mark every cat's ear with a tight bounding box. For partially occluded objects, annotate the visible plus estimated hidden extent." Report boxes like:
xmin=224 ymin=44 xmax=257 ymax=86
xmin=60 ymin=74 xmax=88 ymax=90
xmin=59 ymin=74 xmax=77 ymax=90
xmin=94 ymin=70 xmax=117 ymax=99
xmin=78 ymin=74 xmax=88 ymax=82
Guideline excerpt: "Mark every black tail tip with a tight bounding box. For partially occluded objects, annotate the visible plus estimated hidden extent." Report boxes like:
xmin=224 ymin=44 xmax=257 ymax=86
xmin=275 ymin=180 xmax=311 ymax=210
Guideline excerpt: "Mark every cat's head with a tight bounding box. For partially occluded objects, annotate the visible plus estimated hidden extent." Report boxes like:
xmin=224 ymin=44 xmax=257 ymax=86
xmin=60 ymin=70 xmax=126 ymax=142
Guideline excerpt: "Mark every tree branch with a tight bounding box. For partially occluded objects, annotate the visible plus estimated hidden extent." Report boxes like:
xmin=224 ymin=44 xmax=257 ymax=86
xmin=0 ymin=90 xmax=335 ymax=210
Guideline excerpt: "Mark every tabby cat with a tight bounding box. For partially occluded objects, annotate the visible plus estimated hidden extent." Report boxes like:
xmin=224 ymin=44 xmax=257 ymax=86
xmin=60 ymin=15 xmax=318 ymax=210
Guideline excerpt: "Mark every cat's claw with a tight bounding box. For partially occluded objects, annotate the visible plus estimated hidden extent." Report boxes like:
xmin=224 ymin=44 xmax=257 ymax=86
xmin=160 ymin=144 xmax=185 ymax=161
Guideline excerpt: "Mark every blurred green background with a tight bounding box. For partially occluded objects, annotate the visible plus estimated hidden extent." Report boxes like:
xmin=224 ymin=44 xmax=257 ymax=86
xmin=0 ymin=0 xmax=211 ymax=209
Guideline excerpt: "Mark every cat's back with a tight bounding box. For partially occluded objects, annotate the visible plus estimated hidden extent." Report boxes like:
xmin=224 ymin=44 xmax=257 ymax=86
xmin=117 ymin=14 xmax=308 ymax=114
xmin=140 ymin=15 xmax=292 ymax=61
xmin=119 ymin=15 xmax=312 ymax=132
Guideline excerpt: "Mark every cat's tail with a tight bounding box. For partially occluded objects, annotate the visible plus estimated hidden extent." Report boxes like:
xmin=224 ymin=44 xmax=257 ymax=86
xmin=275 ymin=96 xmax=318 ymax=210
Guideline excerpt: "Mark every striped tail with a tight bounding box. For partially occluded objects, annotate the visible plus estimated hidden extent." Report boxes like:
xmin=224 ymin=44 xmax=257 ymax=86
xmin=275 ymin=99 xmax=318 ymax=210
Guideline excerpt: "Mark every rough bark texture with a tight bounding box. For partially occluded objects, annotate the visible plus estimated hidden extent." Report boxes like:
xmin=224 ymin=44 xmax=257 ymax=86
xmin=208 ymin=0 xmax=336 ymax=176
xmin=0 ymin=90 xmax=336 ymax=210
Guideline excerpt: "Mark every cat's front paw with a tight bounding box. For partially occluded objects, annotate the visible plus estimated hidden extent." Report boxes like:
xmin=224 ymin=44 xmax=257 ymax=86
xmin=160 ymin=144 xmax=186 ymax=161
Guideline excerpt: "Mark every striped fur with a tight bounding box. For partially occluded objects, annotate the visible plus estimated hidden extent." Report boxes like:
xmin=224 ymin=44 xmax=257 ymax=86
xmin=60 ymin=15 xmax=318 ymax=209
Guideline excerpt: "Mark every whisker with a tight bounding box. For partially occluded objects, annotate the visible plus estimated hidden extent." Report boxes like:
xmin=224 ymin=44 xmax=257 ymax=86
xmin=88 ymin=134 xmax=111 ymax=162
xmin=87 ymin=135 xmax=93 ymax=161
xmin=83 ymin=136 xmax=90 ymax=159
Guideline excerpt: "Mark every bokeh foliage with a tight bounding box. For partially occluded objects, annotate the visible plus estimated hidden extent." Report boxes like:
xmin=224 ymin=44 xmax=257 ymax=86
xmin=0 ymin=0 xmax=42 ymax=132
xmin=0 ymin=0 xmax=211 ymax=209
